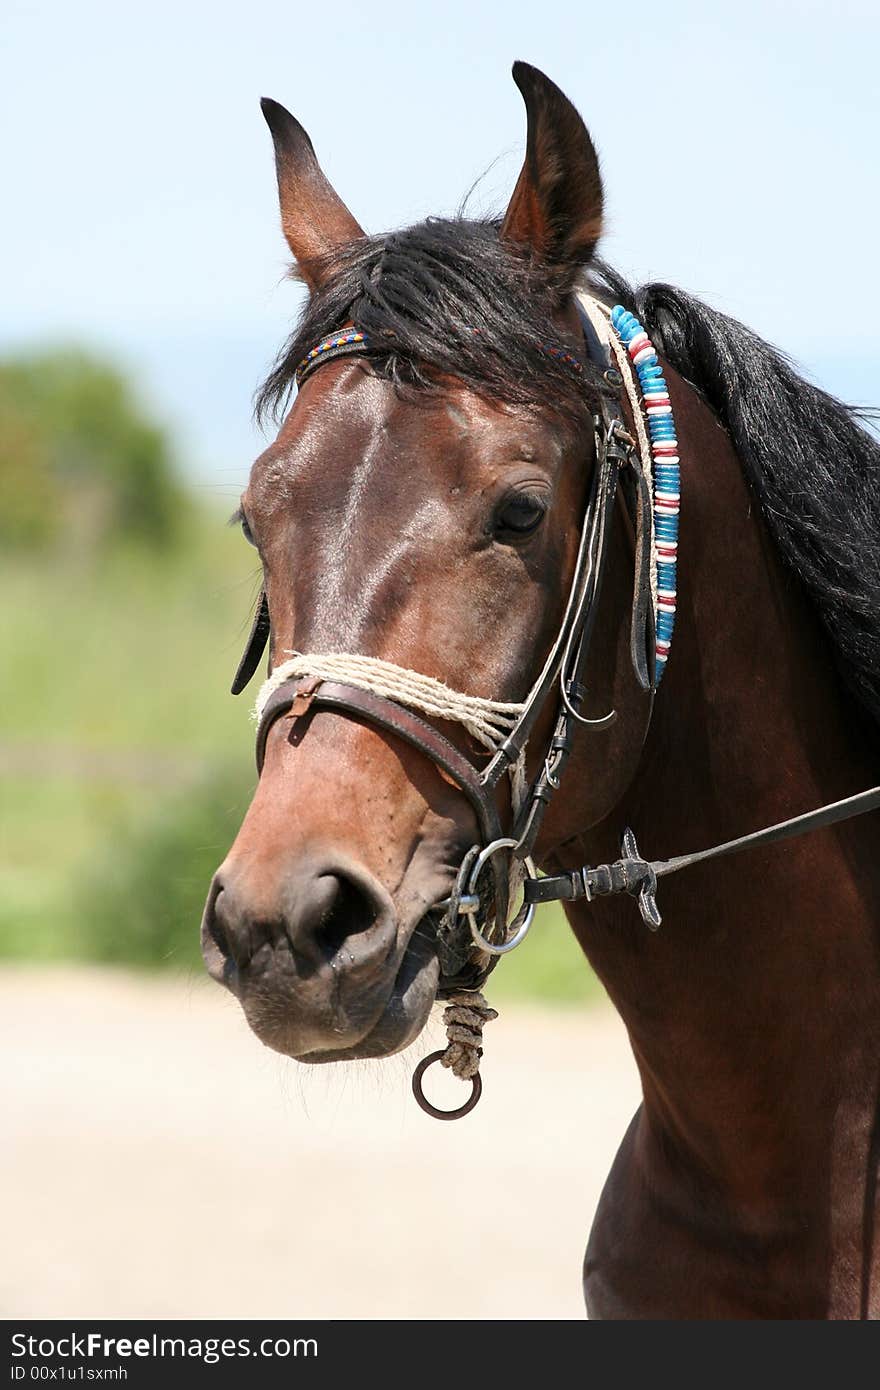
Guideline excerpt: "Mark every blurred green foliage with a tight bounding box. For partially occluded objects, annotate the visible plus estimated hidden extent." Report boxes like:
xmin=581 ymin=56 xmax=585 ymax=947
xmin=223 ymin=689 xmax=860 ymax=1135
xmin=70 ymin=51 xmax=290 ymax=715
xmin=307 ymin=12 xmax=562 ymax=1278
xmin=0 ymin=348 xmax=185 ymax=551
xmin=73 ymin=767 xmax=254 ymax=969
xmin=0 ymin=343 xmax=599 ymax=1004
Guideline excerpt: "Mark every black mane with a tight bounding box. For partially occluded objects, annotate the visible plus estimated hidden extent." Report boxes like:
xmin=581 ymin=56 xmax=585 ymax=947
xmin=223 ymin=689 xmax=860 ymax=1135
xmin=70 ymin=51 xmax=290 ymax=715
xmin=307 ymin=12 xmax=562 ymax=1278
xmin=255 ymin=218 xmax=601 ymax=425
xmin=593 ymin=263 xmax=880 ymax=726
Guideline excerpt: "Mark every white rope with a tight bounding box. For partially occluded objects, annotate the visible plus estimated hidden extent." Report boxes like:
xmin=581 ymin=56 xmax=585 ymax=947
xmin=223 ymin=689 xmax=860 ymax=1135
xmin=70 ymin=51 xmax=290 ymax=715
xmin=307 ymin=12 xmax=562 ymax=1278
xmin=255 ymin=651 xmax=530 ymax=814
xmin=577 ymin=291 xmax=659 ymax=619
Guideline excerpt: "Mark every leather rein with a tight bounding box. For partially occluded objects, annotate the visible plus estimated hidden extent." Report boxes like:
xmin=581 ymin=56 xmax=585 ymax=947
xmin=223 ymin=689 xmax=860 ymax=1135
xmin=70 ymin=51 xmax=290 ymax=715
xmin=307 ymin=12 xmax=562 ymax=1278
xmin=233 ymin=306 xmax=880 ymax=989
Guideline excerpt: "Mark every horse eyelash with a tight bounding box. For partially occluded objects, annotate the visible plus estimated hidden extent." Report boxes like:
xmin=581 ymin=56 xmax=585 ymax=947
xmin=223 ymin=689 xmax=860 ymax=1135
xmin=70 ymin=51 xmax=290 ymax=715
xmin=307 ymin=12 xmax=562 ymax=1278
xmin=229 ymin=506 xmax=256 ymax=546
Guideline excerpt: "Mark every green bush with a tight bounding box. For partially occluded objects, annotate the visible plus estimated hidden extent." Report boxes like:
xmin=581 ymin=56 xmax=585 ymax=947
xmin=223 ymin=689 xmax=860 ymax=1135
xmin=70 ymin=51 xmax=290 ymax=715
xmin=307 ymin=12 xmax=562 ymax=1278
xmin=0 ymin=348 xmax=185 ymax=552
xmin=73 ymin=763 xmax=254 ymax=969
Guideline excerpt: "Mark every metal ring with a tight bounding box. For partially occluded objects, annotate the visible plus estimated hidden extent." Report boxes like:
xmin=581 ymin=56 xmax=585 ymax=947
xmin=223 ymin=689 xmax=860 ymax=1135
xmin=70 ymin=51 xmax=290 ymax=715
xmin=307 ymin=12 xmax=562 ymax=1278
xmin=411 ymin=1051 xmax=482 ymax=1120
xmin=464 ymin=837 xmax=537 ymax=956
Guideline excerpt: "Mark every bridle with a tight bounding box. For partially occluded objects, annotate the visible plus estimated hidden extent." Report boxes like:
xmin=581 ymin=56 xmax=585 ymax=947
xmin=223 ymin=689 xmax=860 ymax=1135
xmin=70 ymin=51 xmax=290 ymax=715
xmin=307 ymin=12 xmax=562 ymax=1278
xmin=237 ymin=298 xmax=657 ymax=983
xmin=232 ymin=295 xmax=880 ymax=1115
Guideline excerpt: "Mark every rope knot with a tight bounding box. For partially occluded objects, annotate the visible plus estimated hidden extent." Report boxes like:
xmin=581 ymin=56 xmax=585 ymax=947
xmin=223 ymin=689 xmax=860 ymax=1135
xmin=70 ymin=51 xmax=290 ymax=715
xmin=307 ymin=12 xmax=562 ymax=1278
xmin=439 ymin=990 xmax=498 ymax=1080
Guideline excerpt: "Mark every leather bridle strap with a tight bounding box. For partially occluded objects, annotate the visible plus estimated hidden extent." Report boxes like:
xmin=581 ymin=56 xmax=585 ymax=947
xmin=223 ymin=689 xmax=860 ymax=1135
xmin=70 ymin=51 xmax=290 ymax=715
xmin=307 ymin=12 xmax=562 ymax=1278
xmin=256 ymin=676 xmax=512 ymax=926
xmin=526 ymin=784 xmax=880 ymax=929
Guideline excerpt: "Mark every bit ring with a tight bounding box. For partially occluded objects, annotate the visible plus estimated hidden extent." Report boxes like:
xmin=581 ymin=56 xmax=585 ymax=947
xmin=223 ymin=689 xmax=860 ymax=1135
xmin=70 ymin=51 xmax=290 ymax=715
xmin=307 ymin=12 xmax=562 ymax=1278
xmin=464 ymin=837 xmax=537 ymax=956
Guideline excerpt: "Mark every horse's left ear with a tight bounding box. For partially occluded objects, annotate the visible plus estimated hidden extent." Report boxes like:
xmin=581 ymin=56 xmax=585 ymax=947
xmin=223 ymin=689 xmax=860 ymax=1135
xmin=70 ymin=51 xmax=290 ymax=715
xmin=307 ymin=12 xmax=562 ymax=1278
xmin=261 ymin=97 xmax=365 ymax=291
xmin=500 ymin=62 xmax=604 ymax=285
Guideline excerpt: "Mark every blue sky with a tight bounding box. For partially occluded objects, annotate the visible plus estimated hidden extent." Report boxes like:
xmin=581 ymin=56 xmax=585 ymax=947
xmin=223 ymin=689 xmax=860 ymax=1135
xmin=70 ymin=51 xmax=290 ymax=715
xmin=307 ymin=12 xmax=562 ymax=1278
xmin=4 ymin=0 xmax=879 ymax=490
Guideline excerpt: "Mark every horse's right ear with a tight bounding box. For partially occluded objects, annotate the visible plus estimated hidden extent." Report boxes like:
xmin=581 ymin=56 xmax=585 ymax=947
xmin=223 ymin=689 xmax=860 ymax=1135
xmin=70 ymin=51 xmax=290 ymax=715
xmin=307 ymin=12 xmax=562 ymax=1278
xmin=500 ymin=62 xmax=603 ymax=288
xmin=260 ymin=98 xmax=365 ymax=291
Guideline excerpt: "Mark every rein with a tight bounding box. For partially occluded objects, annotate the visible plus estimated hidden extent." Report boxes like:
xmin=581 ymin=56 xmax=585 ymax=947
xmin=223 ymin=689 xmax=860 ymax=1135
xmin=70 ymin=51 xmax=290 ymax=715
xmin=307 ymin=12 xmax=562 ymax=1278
xmin=527 ymin=786 xmax=880 ymax=930
xmin=233 ymin=294 xmax=880 ymax=1118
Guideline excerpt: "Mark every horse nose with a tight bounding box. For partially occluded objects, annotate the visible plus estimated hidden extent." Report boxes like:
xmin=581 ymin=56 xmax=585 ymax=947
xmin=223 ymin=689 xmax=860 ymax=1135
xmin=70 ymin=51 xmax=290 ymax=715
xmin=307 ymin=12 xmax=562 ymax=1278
xmin=201 ymin=862 xmax=394 ymax=980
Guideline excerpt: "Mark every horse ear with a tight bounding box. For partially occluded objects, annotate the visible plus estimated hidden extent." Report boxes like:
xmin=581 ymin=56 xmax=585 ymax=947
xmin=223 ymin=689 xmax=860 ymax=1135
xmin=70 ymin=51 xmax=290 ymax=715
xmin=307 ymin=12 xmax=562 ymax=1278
xmin=500 ymin=62 xmax=604 ymax=284
xmin=260 ymin=98 xmax=365 ymax=291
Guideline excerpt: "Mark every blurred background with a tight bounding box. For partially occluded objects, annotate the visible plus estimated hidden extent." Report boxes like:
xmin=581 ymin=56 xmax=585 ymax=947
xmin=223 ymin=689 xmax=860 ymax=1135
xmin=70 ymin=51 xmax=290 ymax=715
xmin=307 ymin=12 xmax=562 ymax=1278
xmin=2 ymin=0 xmax=878 ymax=1320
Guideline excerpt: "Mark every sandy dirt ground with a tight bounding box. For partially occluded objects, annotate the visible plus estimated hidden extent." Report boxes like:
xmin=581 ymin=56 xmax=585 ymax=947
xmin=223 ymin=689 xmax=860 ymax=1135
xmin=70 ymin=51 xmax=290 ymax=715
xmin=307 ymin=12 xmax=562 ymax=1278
xmin=1 ymin=965 xmax=640 ymax=1320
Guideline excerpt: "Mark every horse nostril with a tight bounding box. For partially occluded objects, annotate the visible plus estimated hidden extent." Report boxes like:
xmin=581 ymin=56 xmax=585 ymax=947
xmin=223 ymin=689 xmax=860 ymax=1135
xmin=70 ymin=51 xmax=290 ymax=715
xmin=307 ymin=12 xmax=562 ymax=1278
xmin=309 ymin=873 xmax=382 ymax=961
xmin=202 ymin=876 xmax=263 ymax=974
xmin=201 ymin=863 xmax=393 ymax=985
xmin=208 ymin=891 xmax=232 ymax=961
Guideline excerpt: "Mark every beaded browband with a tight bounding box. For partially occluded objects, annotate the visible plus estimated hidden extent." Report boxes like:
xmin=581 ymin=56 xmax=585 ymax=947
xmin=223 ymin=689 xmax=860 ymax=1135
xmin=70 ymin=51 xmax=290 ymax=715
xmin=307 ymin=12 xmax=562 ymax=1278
xmin=292 ymin=306 xmax=679 ymax=681
xmin=294 ymin=328 xmax=586 ymax=389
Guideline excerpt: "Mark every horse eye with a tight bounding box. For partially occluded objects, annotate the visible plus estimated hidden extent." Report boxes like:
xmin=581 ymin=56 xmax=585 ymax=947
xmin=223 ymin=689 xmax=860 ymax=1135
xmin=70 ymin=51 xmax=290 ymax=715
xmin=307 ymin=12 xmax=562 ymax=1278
xmin=494 ymin=492 xmax=547 ymax=538
xmin=240 ymin=514 xmax=256 ymax=547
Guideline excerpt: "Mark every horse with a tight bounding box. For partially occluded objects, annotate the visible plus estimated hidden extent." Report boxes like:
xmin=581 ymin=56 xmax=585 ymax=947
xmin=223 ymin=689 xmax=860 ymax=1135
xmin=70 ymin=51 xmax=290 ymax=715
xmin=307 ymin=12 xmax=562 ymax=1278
xmin=200 ymin=62 xmax=880 ymax=1318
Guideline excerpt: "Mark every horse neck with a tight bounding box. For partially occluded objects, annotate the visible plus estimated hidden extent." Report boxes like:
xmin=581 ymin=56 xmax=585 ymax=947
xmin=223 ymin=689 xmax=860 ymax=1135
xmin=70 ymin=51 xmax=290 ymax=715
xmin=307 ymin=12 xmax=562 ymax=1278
xmin=560 ymin=367 xmax=880 ymax=1217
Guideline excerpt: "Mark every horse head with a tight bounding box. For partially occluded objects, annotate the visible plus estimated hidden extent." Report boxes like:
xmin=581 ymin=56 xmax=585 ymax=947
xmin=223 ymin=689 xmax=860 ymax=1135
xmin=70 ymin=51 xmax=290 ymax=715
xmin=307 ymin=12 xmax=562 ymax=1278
xmin=201 ymin=64 xmax=651 ymax=1064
